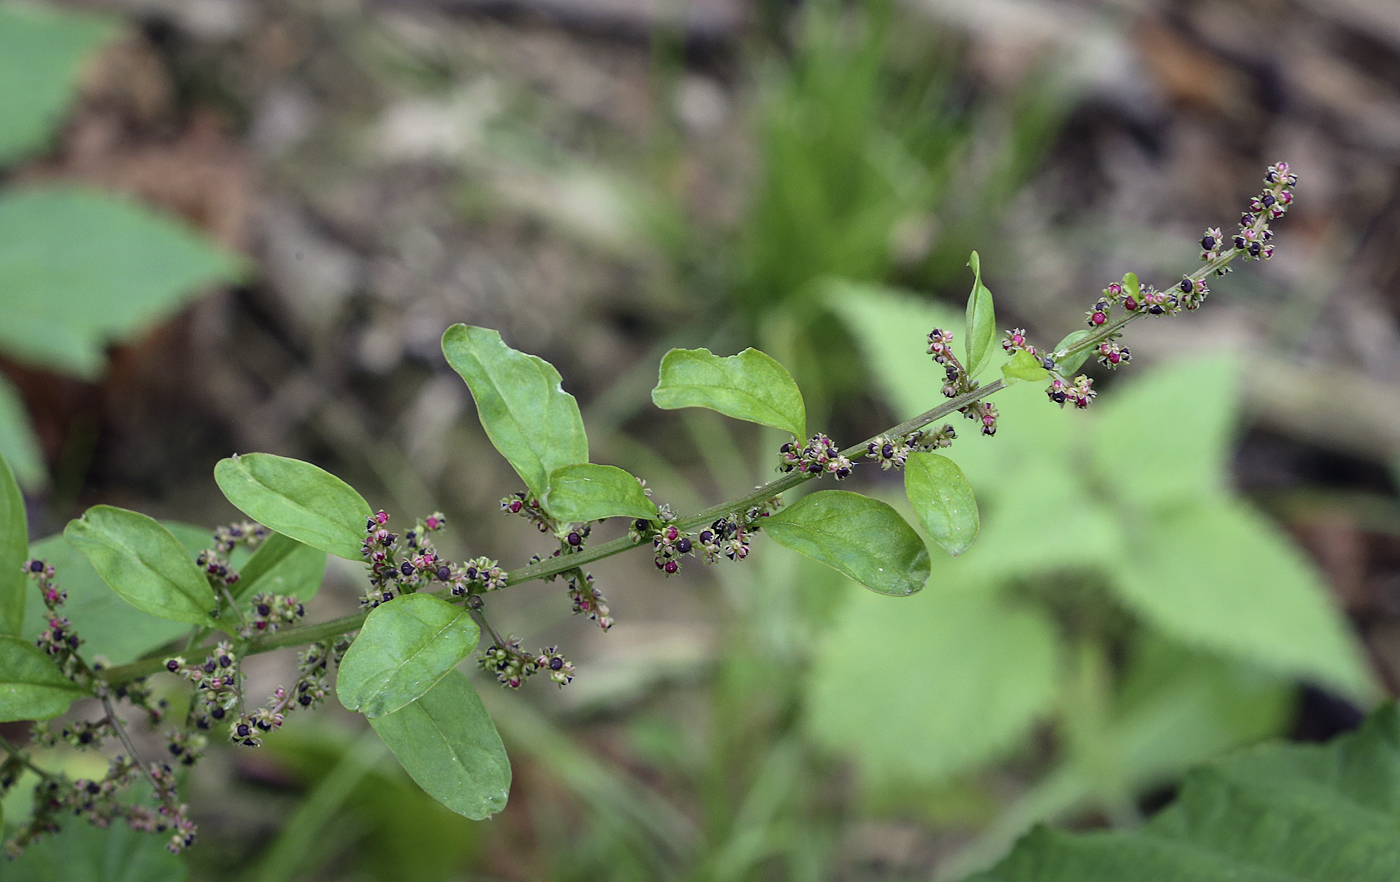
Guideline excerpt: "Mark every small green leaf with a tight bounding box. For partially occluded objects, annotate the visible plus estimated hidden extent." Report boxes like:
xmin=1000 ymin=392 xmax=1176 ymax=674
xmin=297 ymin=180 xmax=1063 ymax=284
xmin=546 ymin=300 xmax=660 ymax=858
xmin=904 ymin=452 xmax=979 ymax=557
xmin=369 ymin=670 xmax=511 ymax=820
xmin=765 ymin=490 xmax=930 ymax=596
xmin=0 ymin=453 xmax=27 ymax=635
xmin=63 ymin=506 xmax=218 ymax=628
xmin=232 ymin=532 xmax=327 ymax=603
xmin=214 ymin=453 xmax=372 ymax=561
xmin=543 ymin=463 xmax=658 ymax=523
xmin=23 ymin=525 xmax=213 ymax=665
xmin=0 ymin=635 xmax=87 ymax=722
xmin=1110 ymin=501 xmax=1375 ymax=700
xmin=338 ymin=594 xmax=480 ymax=718
xmin=441 ymin=324 xmax=588 ymax=504
xmin=0 ymin=5 xmax=115 ymax=166
xmin=652 ymin=347 xmax=807 ymax=439
xmin=963 ymin=251 xmax=997 ymax=378
xmin=0 ymin=375 xmax=45 ymax=489
xmin=0 ymin=188 xmax=243 ymax=378
xmin=808 ymin=584 xmax=1059 ymax=788
xmin=1050 ymin=330 xmax=1094 ymax=375
xmin=1121 ymin=270 xmax=1141 ymax=304
xmin=1001 ymin=350 xmax=1049 ymax=386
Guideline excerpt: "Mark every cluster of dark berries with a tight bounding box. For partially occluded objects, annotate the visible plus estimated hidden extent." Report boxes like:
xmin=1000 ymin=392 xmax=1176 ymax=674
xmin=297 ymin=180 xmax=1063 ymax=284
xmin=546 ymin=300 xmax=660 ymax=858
xmin=555 ymin=522 xmax=591 ymax=553
xmin=501 ymin=492 xmax=552 ymax=532
xmin=1202 ymin=162 xmax=1296 ymax=265
xmin=358 ymin=510 xmax=504 ymax=608
xmin=1046 ymin=375 xmax=1097 ymax=409
xmin=696 ymin=504 xmax=777 ymax=563
xmin=478 ymin=637 xmax=574 ymax=689
xmin=26 ymin=559 xmax=90 ymax=678
xmin=211 ymin=521 xmax=269 ymax=555
xmin=242 ymin=591 xmax=304 ymax=637
xmin=779 ymin=433 xmax=853 ymax=478
xmin=864 ymin=425 xmax=958 ymax=470
xmin=228 ymin=639 xmax=342 ymax=747
xmin=561 ymin=568 xmax=612 ymax=630
xmin=168 ymin=641 xmax=241 ymax=728
xmin=195 ymin=548 xmax=240 ymax=592
xmin=652 ymin=523 xmax=693 ymax=574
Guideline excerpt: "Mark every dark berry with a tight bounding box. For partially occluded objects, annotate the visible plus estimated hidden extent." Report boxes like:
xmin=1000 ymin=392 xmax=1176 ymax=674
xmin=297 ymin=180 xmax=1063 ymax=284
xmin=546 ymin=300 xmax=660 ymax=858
xmin=211 ymin=706 xmax=225 ymax=719
xmin=1201 ymin=234 xmax=1216 ymax=250
xmin=677 ymin=537 xmax=692 ymax=554
xmin=549 ymin=657 xmax=563 ymax=670
xmin=219 ymin=655 xmax=231 ymax=668
xmin=236 ymin=723 xmax=250 ymax=737
xmin=1179 ymin=278 xmax=1192 ymax=293
xmin=203 ymin=661 xmax=217 ymax=674
xmin=699 ymin=530 xmax=713 ymax=543
xmin=881 ymin=442 xmax=894 ymax=458
xmin=436 ymin=565 xmax=452 ymax=581
xmin=166 ymin=659 xmax=181 ymax=672
xmin=1262 ymin=194 xmax=1275 ymax=207
xmin=28 ymin=559 xmax=44 ymax=573
xmin=567 ymin=531 xmax=582 ymax=547
xmin=400 ymin=561 xmax=414 ymax=577
xmin=1248 ymin=242 xmax=1262 ymax=256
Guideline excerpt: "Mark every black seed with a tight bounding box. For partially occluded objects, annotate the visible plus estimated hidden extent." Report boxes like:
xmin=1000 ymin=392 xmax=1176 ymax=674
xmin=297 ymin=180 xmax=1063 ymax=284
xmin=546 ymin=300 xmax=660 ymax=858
xmin=1201 ymin=235 xmax=1215 ymax=250
xmin=166 ymin=659 xmax=180 ymax=672
xmin=881 ymin=443 xmax=894 ymax=458
xmin=219 ymin=655 xmax=231 ymax=667
xmin=1148 ymin=305 xmax=1164 ymax=314
xmin=549 ymin=657 xmax=563 ymax=670
xmin=203 ymin=661 xmax=217 ymax=673
xmin=568 ymin=532 xmax=582 ymax=546
xmin=779 ymin=442 xmax=792 ymax=454
xmin=1180 ymin=278 xmax=1192 ymax=293
xmin=1262 ymin=194 xmax=1275 ymax=207
xmin=29 ymin=560 xmax=44 ymax=573
xmin=79 ymin=731 xmax=93 ymax=744
xmin=211 ymin=707 xmax=226 ymax=720
xmin=236 ymin=724 xmax=250 ymax=737
xmin=677 ymin=538 xmax=692 ymax=553
xmin=257 ymin=603 xmax=271 ymax=616
xmin=1248 ymin=242 xmax=1261 ymax=256
xmin=436 ymin=565 xmax=451 ymax=581
xmin=400 ymin=561 xmax=415 ymax=576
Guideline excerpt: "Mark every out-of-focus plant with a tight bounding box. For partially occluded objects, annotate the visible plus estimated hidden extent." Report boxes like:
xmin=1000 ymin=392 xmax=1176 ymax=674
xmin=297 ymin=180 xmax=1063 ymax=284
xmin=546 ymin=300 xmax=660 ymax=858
xmin=0 ymin=2 xmax=242 ymax=488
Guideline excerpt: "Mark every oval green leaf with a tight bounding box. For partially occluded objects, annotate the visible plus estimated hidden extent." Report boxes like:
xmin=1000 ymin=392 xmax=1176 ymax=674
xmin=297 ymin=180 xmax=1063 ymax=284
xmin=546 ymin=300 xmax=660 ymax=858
xmin=441 ymin=324 xmax=588 ymax=503
xmin=0 ymin=634 xmax=88 ymax=722
xmin=1051 ymin=329 xmax=1094 ymax=375
xmin=764 ymin=490 xmax=930 ymax=596
xmin=1001 ymin=349 xmax=1049 ymax=386
xmin=232 ymin=532 xmax=327 ymax=603
xmin=543 ymin=463 xmax=658 ymax=523
xmin=214 ymin=453 xmax=371 ymax=561
xmin=905 ymin=452 xmax=980 ymax=557
xmin=652 ymin=347 xmax=806 ymax=440
xmin=369 ymin=670 xmax=511 ymax=820
xmin=0 ymin=454 xmax=27 ymax=635
xmin=964 ymin=251 xmax=997 ymax=378
xmin=1122 ymin=270 xmax=1141 ymax=302
xmin=63 ymin=506 xmax=217 ymax=628
xmin=338 ymin=594 xmax=480 ymax=718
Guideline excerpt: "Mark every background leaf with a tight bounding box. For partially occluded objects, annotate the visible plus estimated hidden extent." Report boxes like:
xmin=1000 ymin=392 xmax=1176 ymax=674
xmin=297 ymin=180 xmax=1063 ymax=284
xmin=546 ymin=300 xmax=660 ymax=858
xmin=764 ymin=490 xmax=930 ymax=596
xmin=23 ymin=524 xmax=214 ymax=665
xmin=232 ymin=532 xmax=327 ymax=603
xmin=0 ymin=4 xmax=115 ymax=166
xmin=0 ymin=188 xmax=242 ymax=378
xmin=962 ymin=703 xmax=1400 ymax=882
xmin=0 ymin=452 xmax=26 ymax=634
xmin=214 ymin=453 xmax=371 ymax=561
xmin=441 ymin=324 xmax=588 ymax=503
xmin=651 ymin=347 xmax=807 ymax=439
xmin=0 ymin=634 xmax=87 ymax=722
xmin=1002 ymin=350 xmax=1048 ymax=385
xmin=3 ymin=800 xmax=188 ymax=882
xmin=368 ymin=670 xmax=511 ymax=820
xmin=63 ymin=506 xmax=218 ymax=628
xmin=1050 ymin=330 xmax=1093 ymax=375
xmin=1110 ymin=501 xmax=1375 ymax=700
xmin=544 ymin=463 xmax=659 ymax=523
xmin=338 ymin=594 xmax=480 ymax=718
xmin=904 ymin=452 xmax=979 ymax=557
xmin=1092 ymin=355 xmax=1239 ymax=510
xmin=963 ymin=251 xmax=996 ymax=378
xmin=0 ymin=375 xmax=45 ymax=490
xmin=808 ymin=583 xmax=1059 ymax=788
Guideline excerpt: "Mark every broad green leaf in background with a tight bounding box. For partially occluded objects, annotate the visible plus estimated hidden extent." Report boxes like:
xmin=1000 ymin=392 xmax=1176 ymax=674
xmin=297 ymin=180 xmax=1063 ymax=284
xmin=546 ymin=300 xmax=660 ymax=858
xmin=1092 ymin=355 xmax=1239 ymax=510
xmin=23 ymin=524 xmax=211 ymax=665
xmin=214 ymin=453 xmax=372 ymax=561
xmin=764 ymin=490 xmax=930 ymax=596
xmin=808 ymin=584 xmax=1059 ymax=788
xmin=0 ymin=634 xmax=87 ymax=722
xmin=0 ymin=188 xmax=242 ymax=378
xmin=64 ymin=506 xmax=218 ymax=628
xmin=0 ymin=3 xmax=115 ymax=166
xmin=1111 ymin=501 xmax=1375 ymax=700
xmin=0 ymin=452 xmax=26 ymax=634
xmin=543 ymin=463 xmax=659 ymax=523
xmin=369 ymin=670 xmax=511 ymax=820
xmin=1001 ymin=350 xmax=1048 ymax=385
xmin=1050 ymin=329 xmax=1093 ymax=375
xmin=441 ymin=324 xmax=589 ymax=503
xmin=905 ymin=452 xmax=979 ymax=557
xmin=232 ymin=532 xmax=327 ymax=602
xmin=962 ymin=703 xmax=1400 ymax=882
xmin=651 ymin=347 xmax=807 ymax=440
xmin=0 ymin=375 xmax=44 ymax=490
xmin=963 ymin=251 xmax=996 ymax=378
xmin=1121 ymin=271 xmax=1141 ymax=304
xmin=4 ymin=808 xmax=189 ymax=882
xmin=338 ymin=594 xmax=480 ymax=718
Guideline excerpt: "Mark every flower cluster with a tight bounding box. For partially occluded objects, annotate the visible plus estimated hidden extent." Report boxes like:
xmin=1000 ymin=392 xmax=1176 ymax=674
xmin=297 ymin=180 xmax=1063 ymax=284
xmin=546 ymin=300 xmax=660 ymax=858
xmin=167 ymin=641 xmax=241 ymax=729
xmin=864 ymin=425 xmax=958 ymax=470
xmin=478 ymin=637 xmax=574 ymax=689
xmin=228 ymin=638 xmax=343 ymax=747
xmin=358 ymin=510 xmax=504 ymax=607
xmin=500 ymin=492 xmax=552 ymax=532
xmin=1202 ymin=162 xmax=1296 ymax=264
xmin=1047 ymin=375 xmax=1097 ymax=409
xmin=778 ymin=433 xmax=853 ymax=479
xmin=562 ymin=568 xmax=612 ymax=630
xmin=653 ymin=523 xmax=693 ymax=574
xmin=243 ymin=592 xmax=305 ymax=636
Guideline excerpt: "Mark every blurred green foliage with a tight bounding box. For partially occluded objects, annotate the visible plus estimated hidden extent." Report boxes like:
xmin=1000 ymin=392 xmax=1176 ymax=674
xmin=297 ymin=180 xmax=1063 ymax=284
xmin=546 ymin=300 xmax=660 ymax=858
xmin=0 ymin=2 xmax=242 ymax=489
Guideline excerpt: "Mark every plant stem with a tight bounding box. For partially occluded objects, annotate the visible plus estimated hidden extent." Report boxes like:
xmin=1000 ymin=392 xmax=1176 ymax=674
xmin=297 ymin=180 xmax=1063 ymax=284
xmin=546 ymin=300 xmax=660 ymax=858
xmin=0 ymin=733 xmax=53 ymax=779
xmin=94 ymin=247 xmax=1249 ymax=688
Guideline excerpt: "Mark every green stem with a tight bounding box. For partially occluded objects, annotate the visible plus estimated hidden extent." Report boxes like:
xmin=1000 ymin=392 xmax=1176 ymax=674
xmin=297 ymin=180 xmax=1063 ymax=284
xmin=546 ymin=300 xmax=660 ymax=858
xmin=95 ymin=247 xmax=1250 ymax=688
